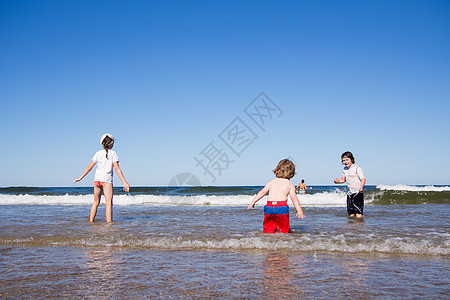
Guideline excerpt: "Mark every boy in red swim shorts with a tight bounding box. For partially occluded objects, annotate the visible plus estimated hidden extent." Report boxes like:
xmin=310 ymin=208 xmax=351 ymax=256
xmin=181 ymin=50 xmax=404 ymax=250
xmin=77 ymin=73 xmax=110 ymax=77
xmin=247 ymin=159 xmax=305 ymax=233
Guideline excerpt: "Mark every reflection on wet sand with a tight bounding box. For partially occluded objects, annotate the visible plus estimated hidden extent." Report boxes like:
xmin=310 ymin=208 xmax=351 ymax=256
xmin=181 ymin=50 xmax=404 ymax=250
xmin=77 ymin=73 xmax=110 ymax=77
xmin=80 ymin=224 xmax=123 ymax=298
xmin=262 ymin=253 xmax=301 ymax=298
xmin=82 ymin=248 xmax=121 ymax=298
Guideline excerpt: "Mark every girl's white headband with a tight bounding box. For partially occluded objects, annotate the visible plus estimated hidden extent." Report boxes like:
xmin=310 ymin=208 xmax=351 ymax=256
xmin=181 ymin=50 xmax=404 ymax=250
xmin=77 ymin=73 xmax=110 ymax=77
xmin=100 ymin=133 xmax=114 ymax=145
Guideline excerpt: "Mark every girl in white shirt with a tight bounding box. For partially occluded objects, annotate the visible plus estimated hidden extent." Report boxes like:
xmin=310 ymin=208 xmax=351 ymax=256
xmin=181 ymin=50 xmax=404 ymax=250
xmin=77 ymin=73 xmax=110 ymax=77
xmin=74 ymin=133 xmax=130 ymax=222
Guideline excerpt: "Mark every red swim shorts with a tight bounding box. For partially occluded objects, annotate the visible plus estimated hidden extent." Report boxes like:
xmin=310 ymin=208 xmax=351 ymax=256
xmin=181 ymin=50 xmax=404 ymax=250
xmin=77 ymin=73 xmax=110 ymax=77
xmin=263 ymin=201 xmax=290 ymax=233
xmin=94 ymin=181 xmax=104 ymax=187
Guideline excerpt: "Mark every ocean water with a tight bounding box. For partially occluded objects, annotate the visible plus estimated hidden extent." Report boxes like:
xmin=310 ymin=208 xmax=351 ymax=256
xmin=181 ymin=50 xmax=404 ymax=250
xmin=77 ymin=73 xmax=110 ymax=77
xmin=0 ymin=185 xmax=449 ymax=298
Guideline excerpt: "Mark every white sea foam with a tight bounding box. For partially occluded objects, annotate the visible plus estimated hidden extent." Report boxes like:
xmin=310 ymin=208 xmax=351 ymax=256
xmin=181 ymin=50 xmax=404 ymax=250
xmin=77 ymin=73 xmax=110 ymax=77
xmin=377 ymin=184 xmax=450 ymax=192
xmin=6 ymin=234 xmax=447 ymax=255
xmin=0 ymin=191 xmax=352 ymax=207
xmin=0 ymin=194 xmax=254 ymax=206
xmin=292 ymin=190 xmax=350 ymax=206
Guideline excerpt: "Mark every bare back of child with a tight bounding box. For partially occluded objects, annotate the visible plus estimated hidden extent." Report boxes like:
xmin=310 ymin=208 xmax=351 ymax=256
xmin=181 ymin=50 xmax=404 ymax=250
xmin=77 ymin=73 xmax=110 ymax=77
xmin=248 ymin=159 xmax=305 ymax=233
xmin=267 ymin=178 xmax=295 ymax=201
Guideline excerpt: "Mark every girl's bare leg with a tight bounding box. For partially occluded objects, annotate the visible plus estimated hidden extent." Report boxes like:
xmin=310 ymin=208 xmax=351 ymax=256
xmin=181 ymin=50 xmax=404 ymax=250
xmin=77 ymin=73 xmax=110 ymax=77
xmin=103 ymin=183 xmax=114 ymax=223
xmin=90 ymin=185 xmax=102 ymax=222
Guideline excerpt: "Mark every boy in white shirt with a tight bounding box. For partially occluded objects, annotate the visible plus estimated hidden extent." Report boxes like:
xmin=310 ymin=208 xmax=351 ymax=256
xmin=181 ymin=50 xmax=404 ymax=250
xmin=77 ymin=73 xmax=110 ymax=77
xmin=334 ymin=151 xmax=366 ymax=218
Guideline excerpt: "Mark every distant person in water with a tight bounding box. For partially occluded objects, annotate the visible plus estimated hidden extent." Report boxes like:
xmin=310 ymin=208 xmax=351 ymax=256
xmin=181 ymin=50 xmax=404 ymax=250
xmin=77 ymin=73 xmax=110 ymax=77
xmin=74 ymin=133 xmax=130 ymax=222
xmin=248 ymin=159 xmax=305 ymax=233
xmin=334 ymin=151 xmax=366 ymax=218
xmin=296 ymin=179 xmax=312 ymax=194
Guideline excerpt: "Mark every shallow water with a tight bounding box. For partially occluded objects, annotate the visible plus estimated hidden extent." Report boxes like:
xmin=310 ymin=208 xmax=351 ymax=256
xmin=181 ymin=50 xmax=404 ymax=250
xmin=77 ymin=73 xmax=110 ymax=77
xmin=1 ymin=204 xmax=448 ymax=255
xmin=0 ymin=203 xmax=449 ymax=298
xmin=0 ymin=186 xmax=449 ymax=298
xmin=1 ymin=247 xmax=448 ymax=299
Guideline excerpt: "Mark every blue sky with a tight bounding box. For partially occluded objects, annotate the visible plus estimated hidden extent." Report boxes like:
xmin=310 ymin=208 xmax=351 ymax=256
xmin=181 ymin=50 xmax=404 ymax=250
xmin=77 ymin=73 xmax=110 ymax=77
xmin=1 ymin=0 xmax=449 ymax=187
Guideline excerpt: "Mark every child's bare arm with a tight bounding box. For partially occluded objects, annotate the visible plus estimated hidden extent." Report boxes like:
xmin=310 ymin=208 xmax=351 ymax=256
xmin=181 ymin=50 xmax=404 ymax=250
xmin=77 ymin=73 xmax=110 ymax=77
xmin=359 ymin=178 xmax=366 ymax=192
xmin=74 ymin=161 xmax=96 ymax=184
xmin=289 ymin=185 xmax=305 ymax=218
xmin=334 ymin=176 xmax=346 ymax=184
xmin=113 ymin=162 xmax=130 ymax=192
xmin=248 ymin=183 xmax=270 ymax=209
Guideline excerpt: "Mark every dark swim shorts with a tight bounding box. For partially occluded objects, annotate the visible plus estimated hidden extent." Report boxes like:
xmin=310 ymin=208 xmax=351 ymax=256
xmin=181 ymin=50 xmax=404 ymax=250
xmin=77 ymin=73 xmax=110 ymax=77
xmin=347 ymin=192 xmax=364 ymax=215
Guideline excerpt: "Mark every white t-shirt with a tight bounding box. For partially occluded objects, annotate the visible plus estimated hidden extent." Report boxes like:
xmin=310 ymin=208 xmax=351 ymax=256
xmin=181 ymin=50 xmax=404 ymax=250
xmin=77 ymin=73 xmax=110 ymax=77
xmin=92 ymin=149 xmax=119 ymax=183
xmin=343 ymin=164 xmax=365 ymax=193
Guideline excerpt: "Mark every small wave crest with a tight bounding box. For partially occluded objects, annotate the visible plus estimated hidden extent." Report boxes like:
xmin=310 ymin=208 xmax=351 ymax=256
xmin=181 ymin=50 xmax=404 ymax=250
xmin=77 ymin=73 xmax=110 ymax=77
xmin=372 ymin=185 xmax=450 ymax=205
xmin=0 ymin=192 xmax=351 ymax=207
xmin=377 ymin=184 xmax=450 ymax=192
xmin=3 ymin=234 xmax=448 ymax=256
xmin=1 ymin=186 xmax=447 ymax=206
xmin=0 ymin=194 xmax=254 ymax=206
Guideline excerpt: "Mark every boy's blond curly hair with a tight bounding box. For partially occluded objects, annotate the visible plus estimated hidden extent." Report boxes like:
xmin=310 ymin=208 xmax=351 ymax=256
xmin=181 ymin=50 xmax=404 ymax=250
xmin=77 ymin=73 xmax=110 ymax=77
xmin=273 ymin=159 xmax=296 ymax=179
